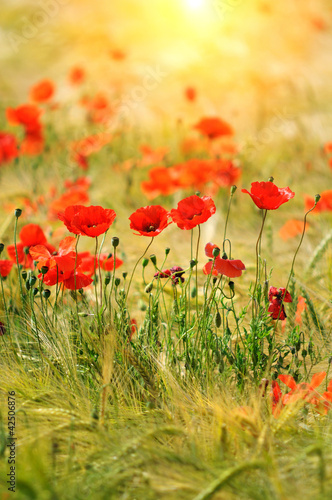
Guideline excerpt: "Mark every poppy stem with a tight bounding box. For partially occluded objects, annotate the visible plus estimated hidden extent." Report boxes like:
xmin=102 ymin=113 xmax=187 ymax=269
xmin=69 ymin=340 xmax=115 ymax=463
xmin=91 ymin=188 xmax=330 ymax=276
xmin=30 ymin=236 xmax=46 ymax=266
xmin=195 ymin=225 xmax=201 ymax=314
xmin=74 ymin=235 xmax=82 ymax=341
xmin=14 ymin=215 xmax=24 ymax=306
xmin=223 ymin=185 xmax=236 ymax=243
xmin=97 ymin=231 xmax=107 ymax=311
xmin=252 ymin=209 xmax=268 ymax=311
xmin=125 ymin=237 xmax=154 ymax=303
xmin=0 ymin=276 xmax=10 ymax=335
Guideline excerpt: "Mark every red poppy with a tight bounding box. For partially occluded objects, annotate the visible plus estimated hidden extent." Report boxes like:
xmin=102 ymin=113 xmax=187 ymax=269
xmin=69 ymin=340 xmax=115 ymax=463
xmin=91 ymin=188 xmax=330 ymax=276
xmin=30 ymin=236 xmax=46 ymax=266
xmin=21 ymin=130 xmax=44 ymax=155
xmin=203 ymin=243 xmax=245 ymax=278
xmin=77 ymin=252 xmax=123 ymax=277
xmin=185 ymin=86 xmax=196 ymax=102
xmin=80 ymin=93 xmax=112 ymax=124
xmin=7 ymin=223 xmax=55 ymax=269
xmin=68 ymin=66 xmax=86 ymax=85
xmin=194 ymin=117 xmax=234 ymax=139
xmin=278 ymin=372 xmax=326 ymax=405
xmin=170 ymin=195 xmax=216 ymax=230
xmin=6 ymin=103 xmax=42 ymax=134
xmin=304 ymin=190 xmax=332 ymax=213
xmin=29 ymin=79 xmax=55 ymax=103
xmin=48 ymin=189 xmax=89 ymax=220
xmin=154 ymin=266 xmax=185 ymax=285
xmin=270 ymin=380 xmax=284 ymax=416
xmin=29 ymin=236 xmax=77 ymax=273
xmin=71 ymin=132 xmax=112 ymax=169
xmin=138 ymin=144 xmax=168 ymax=168
xmin=295 ymin=296 xmax=307 ymax=325
xmin=0 ymin=132 xmax=18 ymax=164
xmin=141 ymin=166 xmax=183 ymax=199
xmin=242 ymin=182 xmax=295 ymax=210
xmin=129 ymin=205 xmax=171 ymax=237
xmin=268 ymin=287 xmax=292 ymax=303
xmin=268 ymin=287 xmax=292 ymax=320
xmin=0 ymin=260 xmax=14 ymax=277
xmin=58 ymin=205 xmax=116 ymax=237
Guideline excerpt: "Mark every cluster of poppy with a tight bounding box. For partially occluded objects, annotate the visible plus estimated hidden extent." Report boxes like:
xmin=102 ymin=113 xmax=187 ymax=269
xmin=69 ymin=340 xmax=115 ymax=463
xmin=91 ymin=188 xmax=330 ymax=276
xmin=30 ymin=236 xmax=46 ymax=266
xmin=0 ymin=132 xmax=18 ymax=166
xmin=141 ymin=158 xmax=241 ymax=199
xmin=268 ymin=287 xmax=292 ymax=320
xmin=154 ymin=266 xmax=185 ymax=285
xmin=270 ymin=372 xmax=332 ymax=416
xmin=70 ymin=132 xmax=113 ymax=170
xmin=6 ymin=103 xmax=44 ymax=155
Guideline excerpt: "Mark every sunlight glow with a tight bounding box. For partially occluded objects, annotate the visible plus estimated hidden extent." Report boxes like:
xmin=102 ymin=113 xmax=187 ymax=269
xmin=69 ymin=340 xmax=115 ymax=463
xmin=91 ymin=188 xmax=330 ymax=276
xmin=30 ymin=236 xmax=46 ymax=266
xmin=185 ymin=0 xmax=205 ymax=10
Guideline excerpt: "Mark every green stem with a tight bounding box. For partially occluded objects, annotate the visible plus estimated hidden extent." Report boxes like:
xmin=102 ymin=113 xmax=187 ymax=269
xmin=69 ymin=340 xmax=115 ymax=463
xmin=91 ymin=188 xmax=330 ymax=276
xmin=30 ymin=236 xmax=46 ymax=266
xmin=125 ymin=238 xmax=154 ymax=303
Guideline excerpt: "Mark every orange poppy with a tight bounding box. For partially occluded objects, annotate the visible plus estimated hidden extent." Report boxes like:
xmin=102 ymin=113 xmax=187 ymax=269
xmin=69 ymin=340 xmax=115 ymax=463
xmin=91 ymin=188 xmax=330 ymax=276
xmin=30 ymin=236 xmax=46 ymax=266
xmin=29 ymin=79 xmax=55 ymax=103
xmin=68 ymin=66 xmax=86 ymax=85
xmin=279 ymin=219 xmax=308 ymax=240
xmin=194 ymin=117 xmax=234 ymax=140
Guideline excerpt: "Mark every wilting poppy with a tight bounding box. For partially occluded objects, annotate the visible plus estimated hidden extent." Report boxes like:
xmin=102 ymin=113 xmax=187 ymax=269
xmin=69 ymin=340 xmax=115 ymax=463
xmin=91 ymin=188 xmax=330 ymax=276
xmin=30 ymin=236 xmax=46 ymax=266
xmin=242 ymin=181 xmax=295 ymax=210
xmin=154 ymin=266 xmax=185 ymax=285
xmin=194 ymin=117 xmax=234 ymax=139
xmin=29 ymin=79 xmax=55 ymax=103
xmin=170 ymin=195 xmax=216 ymax=230
xmin=0 ymin=260 xmax=14 ymax=278
xmin=129 ymin=205 xmax=171 ymax=237
xmin=58 ymin=205 xmax=116 ymax=237
xmin=0 ymin=132 xmax=18 ymax=165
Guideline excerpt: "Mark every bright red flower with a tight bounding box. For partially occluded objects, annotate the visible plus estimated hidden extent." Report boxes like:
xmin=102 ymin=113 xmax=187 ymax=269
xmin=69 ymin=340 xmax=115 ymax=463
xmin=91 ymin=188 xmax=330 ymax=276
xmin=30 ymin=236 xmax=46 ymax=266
xmin=7 ymin=223 xmax=55 ymax=269
xmin=203 ymin=243 xmax=245 ymax=278
xmin=129 ymin=205 xmax=171 ymax=237
xmin=268 ymin=287 xmax=292 ymax=303
xmin=141 ymin=166 xmax=183 ymax=199
xmin=77 ymin=252 xmax=123 ymax=277
xmin=21 ymin=130 xmax=44 ymax=155
xmin=270 ymin=380 xmax=284 ymax=416
xmin=0 ymin=132 xmax=18 ymax=164
xmin=29 ymin=236 xmax=77 ymax=273
xmin=48 ymin=190 xmax=89 ymax=220
xmin=194 ymin=117 xmax=234 ymax=139
xmin=29 ymin=79 xmax=55 ymax=103
xmin=0 ymin=260 xmax=14 ymax=277
xmin=6 ymin=103 xmax=42 ymax=134
xmin=242 ymin=182 xmax=295 ymax=210
xmin=278 ymin=372 xmax=326 ymax=405
xmin=170 ymin=195 xmax=216 ymax=230
xmin=58 ymin=205 xmax=116 ymax=237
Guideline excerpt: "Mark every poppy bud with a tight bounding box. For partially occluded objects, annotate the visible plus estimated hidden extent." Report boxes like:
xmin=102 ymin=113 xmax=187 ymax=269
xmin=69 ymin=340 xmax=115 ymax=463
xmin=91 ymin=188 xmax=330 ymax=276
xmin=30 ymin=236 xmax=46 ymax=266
xmin=24 ymin=246 xmax=30 ymax=255
xmin=290 ymin=347 xmax=296 ymax=354
xmin=212 ymin=247 xmax=220 ymax=258
xmin=25 ymin=281 xmax=30 ymax=291
xmin=195 ymin=191 xmax=201 ymax=197
xmin=114 ymin=278 xmax=120 ymax=287
xmin=145 ymin=282 xmax=153 ymax=293
xmin=302 ymin=349 xmax=307 ymax=358
xmin=150 ymin=254 xmax=157 ymax=266
xmin=229 ymin=281 xmax=235 ymax=291
xmin=15 ymin=208 xmax=22 ymax=218
xmin=104 ymin=275 xmax=111 ymax=286
xmin=190 ymin=259 xmax=197 ymax=268
xmin=142 ymin=258 xmax=149 ymax=268
xmin=221 ymin=252 xmax=228 ymax=260
xmin=212 ymin=277 xmax=217 ymax=285
xmin=79 ymin=289 xmax=84 ymax=295
xmin=230 ymin=185 xmax=237 ymax=195
xmin=21 ymin=270 xmax=27 ymax=281
xmin=268 ymin=176 xmax=274 ymax=183
xmin=165 ymin=247 xmax=170 ymax=256
xmin=41 ymin=266 xmax=49 ymax=275
xmin=29 ymin=276 xmax=37 ymax=286
xmin=0 ymin=243 xmax=4 ymax=255
xmin=32 ymin=288 xmax=38 ymax=296
xmin=191 ymin=286 xmax=196 ymax=298
xmin=314 ymin=194 xmax=321 ymax=205
xmin=42 ymin=289 xmax=51 ymax=299
xmin=122 ymin=272 xmax=127 ymax=279
xmin=111 ymin=236 xmax=119 ymax=248
xmin=215 ymin=311 xmax=221 ymax=328
xmin=107 ymin=252 xmax=113 ymax=259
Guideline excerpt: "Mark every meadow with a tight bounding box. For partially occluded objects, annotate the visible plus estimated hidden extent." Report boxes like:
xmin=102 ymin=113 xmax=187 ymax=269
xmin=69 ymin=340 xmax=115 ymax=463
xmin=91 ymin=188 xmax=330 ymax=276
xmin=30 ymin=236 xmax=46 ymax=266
xmin=0 ymin=0 xmax=332 ymax=498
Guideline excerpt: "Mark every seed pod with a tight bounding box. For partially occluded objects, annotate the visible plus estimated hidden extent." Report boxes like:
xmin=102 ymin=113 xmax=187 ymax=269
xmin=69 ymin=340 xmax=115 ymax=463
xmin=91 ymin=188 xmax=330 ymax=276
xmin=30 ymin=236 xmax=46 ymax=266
xmin=191 ymin=286 xmax=197 ymax=298
xmin=111 ymin=236 xmax=119 ymax=247
xmin=215 ymin=311 xmax=222 ymax=328
xmin=15 ymin=208 xmax=22 ymax=218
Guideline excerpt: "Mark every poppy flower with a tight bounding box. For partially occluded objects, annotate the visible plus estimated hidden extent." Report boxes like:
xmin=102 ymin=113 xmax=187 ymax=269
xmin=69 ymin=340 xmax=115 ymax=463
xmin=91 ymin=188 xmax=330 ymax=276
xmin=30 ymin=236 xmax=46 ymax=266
xmin=295 ymin=296 xmax=307 ymax=325
xmin=268 ymin=287 xmax=292 ymax=320
xmin=21 ymin=130 xmax=44 ymax=155
xmin=7 ymin=223 xmax=55 ymax=269
xmin=194 ymin=117 xmax=234 ymax=139
xmin=242 ymin=182 xmax=295 ymax=210
xmin=29 ymin=79 xmax=55 ymax=103
xmin=6 ymin=103 xmax=42 ymax=134
xmin=141 ymin=166 xmax=183 ymax=199
xmin=304 ymin=190 xmax=332 ymax=213
xmin=278 ymin=372 xmax=326 ymax=405
xmin=203 ymin=243 xmax=245 ymax=278
xmin=129 ymin=205 xmax=171 ymax=237
xmin=0 ymin=260 xmax=14 ymax=278
xmin=68 ymin=66 xmax=86 ymax=85
xmin=80 ymin=92 xmax=112 ymax=124
xmin=77 ymin=252 xmax=123 ymax=277
xmin=270 ymin=380 xmax=284 ymax=416
xmin=0 ymin=132 xmax=18 ymax=165
xmin=154 ymin=267 xmax=185 ymax=285
xmin=71 ymin=132 xmax=112 ymax=169
xmin=48 ymin=189 xmax=89 ymax=220
xmin=58 ymin=205 xmax=116 ymax=238
xmin=170 ymin=195 xmax=216 ymax=230
xmin=110 ymin=49 xmax=126 ymax=60
xmin=279 ymin=219 xmax=308 ymax=240
xmin=185 ymin=86 xmax=196 ymax=102
xmin=29 ymin=236 xmax=77 ymax=273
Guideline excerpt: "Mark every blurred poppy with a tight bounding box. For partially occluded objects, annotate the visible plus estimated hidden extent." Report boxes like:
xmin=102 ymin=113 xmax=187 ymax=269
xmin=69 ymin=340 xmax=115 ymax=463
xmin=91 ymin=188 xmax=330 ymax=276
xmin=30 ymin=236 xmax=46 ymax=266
xmin=48 ymin=189 xmax=89 ymax=220
xmin=304 ymin=190 xmax=332 ymax=213
xmin=141 ymin=166 xmax=183 ymax=199
xmin=278 ymin=372 xmax=326 ymax=405
xmin=6 ymin=103 xmax=42 ymax=133
xmin=194 ymin=117 xmax=234 ymax=139
xmin=185 ymin=86 xmax=196 ymax=102
xmin=295 ymin=295 xmax=307 ymax=325
xmin=110 ymin=49 xmax=126 ymax=60
xmin=0 ymin=260 xmax=14 ymax=278
xmin=71 ymin=132 xmax=112 ymax=169
xmin=0 ymin=132 xmax=18 ymax=164
xmin=68 ymin=66 xmax=86 ymax=85
xmin=242 ymin=181 xmax=295 ymax=210
xmin=129 ymin=205 xmax=171 ymax=236
xmin=170 ymin=195 xmax=216 ymax=230
xmin=279 ymin=219 xmax=307 ymax=240
xmin=29 ymin=79 xmax=55 ymax=103
xmin=138 ymin=144 xmax=168 ymax=167
xmin=58 ymin=205 xmax=116 ymax=237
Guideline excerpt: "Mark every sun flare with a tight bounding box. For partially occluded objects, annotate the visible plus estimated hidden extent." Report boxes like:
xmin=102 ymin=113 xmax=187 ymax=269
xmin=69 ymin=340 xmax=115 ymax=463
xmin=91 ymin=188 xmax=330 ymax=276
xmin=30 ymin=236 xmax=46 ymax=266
xmin=185 ymin=0 xmax=205 ymax=10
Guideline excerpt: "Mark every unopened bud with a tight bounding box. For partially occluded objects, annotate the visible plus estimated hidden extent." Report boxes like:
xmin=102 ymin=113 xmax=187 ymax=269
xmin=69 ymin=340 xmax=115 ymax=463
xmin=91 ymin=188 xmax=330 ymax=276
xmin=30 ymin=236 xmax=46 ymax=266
xmin=29 ymin=276 xmax=37 ymax=286
xmin=150 ymin=254 xmax=157 ymax=266
xmin=212 ymin=247 xmax=220 ymax=258
xmin=145 ymin=282 xmax=153 ymax=293
xmin=111 ymin=236 xmax=119 ymax=248
xmin=122 ymin=272 xmax=127 ymax=279
xmin=229 ymin=281 xmax=235 ymax=291
xmin=0 ymin=243 xmax=4 ymax=255
xmin=42 ymin=289 xmax=51 ymax=299
xmin=104 ymin=275 xmax=111 ymax=286
xmin=215 ymin=311 xmax=221 ymax=328
xmin=221 ymin=252 xmax=228 ymax=260
xmin=314 ymin=194 xmax=321 ymax=205
xmin=230 ymin=185 xmax=237 ymax=195
xmin=24 ymin=246 xmax=30 ymax=255
xmin=268 ymin=176 xmax=274 ymax=183
xmin=190 ymin=259 xmax=197 ymax=268
xmin=32 ymin=288 xmax=38 ymax=296
xmin=114 ymin=278 xmax=120 ymax=287
xmin=191 ymin=286 xmax=197 ymax=298
xmin=142 ymin=258 xmax=149 ymax=268
xmin=41 ymin=266 xmax=49 ymax=275
xmin=15 ymin=208 xmax=22 ymax=218
xmin=195 ymin=191 xmax=201 ymax=197
xmin=165 ymin=247 xmax=170 ymax=256
xmin=21 ymin=270 xmax=27 ymax=281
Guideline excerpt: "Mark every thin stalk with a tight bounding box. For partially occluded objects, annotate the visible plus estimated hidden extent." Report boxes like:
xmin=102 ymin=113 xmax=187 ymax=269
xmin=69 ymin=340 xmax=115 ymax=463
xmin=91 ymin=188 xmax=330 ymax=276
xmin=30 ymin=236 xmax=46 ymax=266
xmin=125 ymin=238 xmax=154 ymax=302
